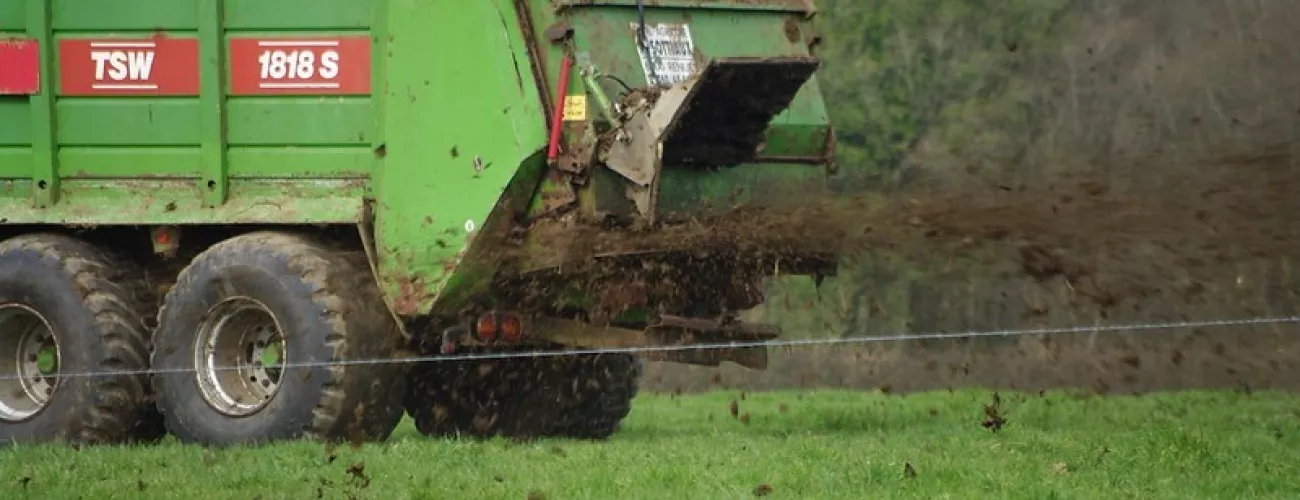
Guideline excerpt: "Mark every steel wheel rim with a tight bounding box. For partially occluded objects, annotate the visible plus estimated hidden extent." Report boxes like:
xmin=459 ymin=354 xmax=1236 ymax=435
xmin=0 ymin=304 xmax=60 ymax=422
xmin=193 ymin=297 xmax=287 ymax=417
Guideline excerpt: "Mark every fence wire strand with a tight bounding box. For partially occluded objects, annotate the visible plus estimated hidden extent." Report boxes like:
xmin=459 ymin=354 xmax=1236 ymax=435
xmin=5 ymin=315 xmax=1297 ymax=383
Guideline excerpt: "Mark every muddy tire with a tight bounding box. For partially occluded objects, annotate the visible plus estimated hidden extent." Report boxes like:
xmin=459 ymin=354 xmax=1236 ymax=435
xmin=556 ymin=353 xmax=641 ymax=439
xmin=404 ymin=351 xmax=562 ymax=438
xmin=403 ymin=348 xmax=506 ymax=437
xmin=0 ymin=233 xmax=160 ymax=445
xmin=151 ymin=232 xmax=406 ymax=446
xmin=404 ymin=350 xmax=640 ymax=440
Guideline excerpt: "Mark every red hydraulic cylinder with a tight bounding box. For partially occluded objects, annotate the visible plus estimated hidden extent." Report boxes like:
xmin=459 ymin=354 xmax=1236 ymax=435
xmin=546 ymin=53 xmax=574 ymax=165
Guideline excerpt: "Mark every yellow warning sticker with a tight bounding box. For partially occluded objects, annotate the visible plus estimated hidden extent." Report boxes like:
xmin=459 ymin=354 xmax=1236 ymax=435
xmin=563 ymin=95 xmax=587 ymax=121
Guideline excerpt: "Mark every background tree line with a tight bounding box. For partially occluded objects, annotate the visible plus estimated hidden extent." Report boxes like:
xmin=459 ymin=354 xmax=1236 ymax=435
xmin=759 ymin=0 xmax=1300 ymax=340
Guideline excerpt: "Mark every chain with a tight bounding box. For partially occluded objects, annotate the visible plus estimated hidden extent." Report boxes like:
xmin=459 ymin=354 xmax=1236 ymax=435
xmin=5 ymin=315 xmax=1296 ymax=382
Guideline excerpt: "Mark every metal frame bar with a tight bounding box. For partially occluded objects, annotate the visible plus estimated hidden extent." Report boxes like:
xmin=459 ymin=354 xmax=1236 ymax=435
xmin=25 ymin=0 xmax=58 ymax=207
xmin=198 ymin=0 xmax=229 ymax=207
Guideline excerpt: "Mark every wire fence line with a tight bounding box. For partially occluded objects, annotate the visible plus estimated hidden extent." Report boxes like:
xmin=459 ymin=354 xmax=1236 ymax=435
xmin=6 ymin=315 xmax=1297 ymax=383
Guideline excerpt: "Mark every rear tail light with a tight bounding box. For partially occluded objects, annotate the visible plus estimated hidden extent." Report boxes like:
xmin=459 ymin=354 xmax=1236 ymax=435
xmin=499 ymin=315 xmax=523 ymax=342
xmin=473 ymin=312 xmax=526 ymax=343
xmin=475 ymin=314 xmax=499 ymax=342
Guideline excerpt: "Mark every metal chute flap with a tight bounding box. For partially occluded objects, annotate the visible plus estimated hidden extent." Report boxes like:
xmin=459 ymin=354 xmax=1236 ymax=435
xmin=656 ymin=56 xmax=820 ymax=167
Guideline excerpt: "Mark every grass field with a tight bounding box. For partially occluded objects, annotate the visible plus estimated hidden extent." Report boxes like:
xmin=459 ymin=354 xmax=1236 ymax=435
xmin=3 ymin=389 xmax=1299 ymax=499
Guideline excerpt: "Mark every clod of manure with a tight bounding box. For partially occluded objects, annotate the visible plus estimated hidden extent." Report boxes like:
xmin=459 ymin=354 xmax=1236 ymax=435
xmin=982 ymin=392 xmax=1006 ymax=432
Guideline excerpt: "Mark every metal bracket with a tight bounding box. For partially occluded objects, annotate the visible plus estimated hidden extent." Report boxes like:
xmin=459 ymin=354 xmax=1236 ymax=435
xmin=529 ymin=315 xmax=780 ymax=370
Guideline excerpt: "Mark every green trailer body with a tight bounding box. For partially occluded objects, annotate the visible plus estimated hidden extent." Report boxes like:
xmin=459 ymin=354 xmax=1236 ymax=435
xmin=0 ymin=0 xmax=839 ymax=446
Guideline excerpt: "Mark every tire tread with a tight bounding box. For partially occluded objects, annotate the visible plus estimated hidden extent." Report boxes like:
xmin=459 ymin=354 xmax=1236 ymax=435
xmin=0 ymin=233 xmax=160 ymax=444
xmin=153 ymin=231 xmax=405 ymax=444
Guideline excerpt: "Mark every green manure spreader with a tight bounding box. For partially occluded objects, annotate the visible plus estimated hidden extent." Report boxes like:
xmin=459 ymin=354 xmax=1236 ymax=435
xmin=0 ymin=0 xmax=840 ymax=446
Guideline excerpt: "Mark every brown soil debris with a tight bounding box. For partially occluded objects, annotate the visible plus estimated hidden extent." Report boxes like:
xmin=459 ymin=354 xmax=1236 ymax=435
xmin=981 ymin=392 xmax=1006 ymax=432
xmin=639 ymin=0 xmax=1300 ymax=397
xmin=345 ymin=462 xmax=370 ymax=489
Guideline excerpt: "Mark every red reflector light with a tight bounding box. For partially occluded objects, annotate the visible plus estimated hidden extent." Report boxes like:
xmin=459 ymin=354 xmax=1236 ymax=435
xmin=473 ymin=312 xmax=525 ymax=343
xmin=475 ymin=314 xmax=498 ymax=342
xmin=500 ymin=315 xmax=523 ymax=342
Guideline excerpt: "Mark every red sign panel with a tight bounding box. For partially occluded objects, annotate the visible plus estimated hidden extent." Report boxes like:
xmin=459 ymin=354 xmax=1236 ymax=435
xmin=0 ymin=39 xmax=41 ymax=95
xmin=228 ymin=36 xmax=371 ymax=95
xmin=58 ymin=37 xmax=200 ymax=96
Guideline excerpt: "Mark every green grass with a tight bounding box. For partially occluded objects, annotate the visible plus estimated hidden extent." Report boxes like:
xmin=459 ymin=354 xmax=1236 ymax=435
xmin=3 ymin=389 xmax=1299 ymax=499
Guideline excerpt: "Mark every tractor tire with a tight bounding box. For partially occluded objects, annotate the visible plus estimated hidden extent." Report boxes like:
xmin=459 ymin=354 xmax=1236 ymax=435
xmin=404 ymin=349 xmax=640 ymax=440
xmin=404 ymin=350 xmax=561 ymax=438
xmin=151 ymin=232 xmax=407 ymax=446
xmin=556 ymin=353 xmax=642 ymax=439
xmin=0 ymin=233 xmax=160 ymax=445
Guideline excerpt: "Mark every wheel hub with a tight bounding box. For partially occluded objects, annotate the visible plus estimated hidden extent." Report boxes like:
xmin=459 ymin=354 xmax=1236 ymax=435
xmin=0 ymin=304 xmax=60 ymax=422
xmin=193 ymin=297 xmax=286 ymax=417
